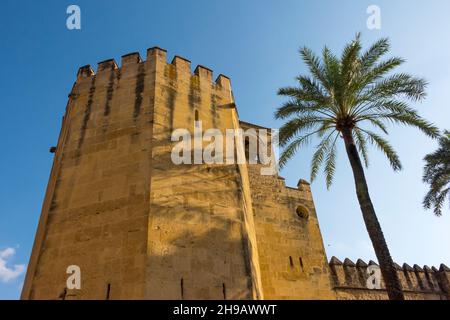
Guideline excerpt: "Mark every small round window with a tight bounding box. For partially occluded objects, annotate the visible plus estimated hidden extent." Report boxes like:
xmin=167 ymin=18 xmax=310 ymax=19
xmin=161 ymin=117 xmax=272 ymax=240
xmin=296 ymin=205 xmax=309 ymax=220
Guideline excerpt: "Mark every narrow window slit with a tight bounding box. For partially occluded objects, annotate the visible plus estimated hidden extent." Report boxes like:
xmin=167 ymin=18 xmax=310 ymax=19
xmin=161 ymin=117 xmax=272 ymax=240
xmin=194 ymin=109 xmax=200 ymax=127
xmin=222 ymin=283 xmax=227 ymax=300
xmin=106 ymin=283 xmax=111 ymax=300
xmin=181 ymin=278 xmax=184 ymax=300
xmin=299 ymin=257 xmax=304 ymax=271
xmin=59 ymin=288 xmax=67 ymax=300
xmin=289 ymin=256 xmax=294 ymax=267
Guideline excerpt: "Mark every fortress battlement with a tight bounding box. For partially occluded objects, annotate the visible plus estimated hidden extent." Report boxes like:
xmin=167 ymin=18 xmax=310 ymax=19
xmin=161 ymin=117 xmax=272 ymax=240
xmin=330 ymin=257 xmax=450 ymax=299
xmin=76 ymin=47 xmax=231 ymax=91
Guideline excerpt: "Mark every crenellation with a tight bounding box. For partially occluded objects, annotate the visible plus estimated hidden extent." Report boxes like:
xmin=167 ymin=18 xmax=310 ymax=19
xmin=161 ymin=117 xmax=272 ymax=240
xmin=343 ymin=258 xmax=355 ymax=267
xmin=403 ymin=263 xmax=413 ymax=271
xmin=356 ymin=259 xmax=367 ymax=268
xmin=413 ymin=264 xmax=423 ymax=272
xmin=74 ymin=48 xmax=231 ymax=103
xmin=147 ymin=46 xmax=167 ymax=56
xmin=215 ymin=74 xmax=231 ymax=91
xmin=147 ymin=46 xmax=167 ymax=68
xmin=438 ymin=264 xmax=450 ymax=297
xmin=414 ymin=264 xmax=430 ymax=291
xmin=393 ymin=262 xmax=410 ymax=291
xmin=77 ymin=65 xmax=95 ymax=80
xmin=355 ymin=259 xmax=369 ymax=288
xmin=121 ymin=52 xmax=142 ymax=66
xmin=331 ymin=258 xmax=448 ymax=299
xmin=424 ymin=266 xmax=440 ymax=291
xmin=329 ymin=257 xmax=345 ymax=287
xmin=297 ymin=179 xmax=311 ymax=192
xmin=403 ymin=263 xmax=421 ymax=291
xmin=194 ymin=65 xmax=213 ymax=83
xmin=368 ymin=260 xmax=378 ymax=267
xmin=97 ymin=59 xmax=118 ymax=73
xmin=171 ymin=55 xmax=192 ymax=73
xmin=343 ymin=259 xmax=364 ymax=288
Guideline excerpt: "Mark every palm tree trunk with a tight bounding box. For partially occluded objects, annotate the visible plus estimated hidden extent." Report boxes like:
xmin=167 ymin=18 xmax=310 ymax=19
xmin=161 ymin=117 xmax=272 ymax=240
xmin=342 ymin=128 xmax=405 ymax=300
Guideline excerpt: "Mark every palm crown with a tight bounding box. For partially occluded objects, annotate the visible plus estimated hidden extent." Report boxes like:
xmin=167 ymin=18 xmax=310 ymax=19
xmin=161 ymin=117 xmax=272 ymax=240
xmin=276 ymin=33 xmax=440 ymax=188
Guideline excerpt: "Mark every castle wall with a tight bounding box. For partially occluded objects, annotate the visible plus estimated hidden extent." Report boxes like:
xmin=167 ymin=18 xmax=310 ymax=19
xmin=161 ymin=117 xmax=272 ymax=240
xmin=329 ymin=258 xmax=450 ymax=300
xmin=144 ymin=50 xmax=262 ymax=299
xmin=242 ymin=135 xmax=335 ymax=299
xmin=22 ymin=51 xmax=157 ymax=299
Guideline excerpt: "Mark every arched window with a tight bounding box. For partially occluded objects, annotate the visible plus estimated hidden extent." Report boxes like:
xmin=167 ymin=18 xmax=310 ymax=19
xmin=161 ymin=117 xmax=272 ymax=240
xmin=244 ymin=139 xmax=250 ymax=162
xmin=244 ymin=136 xmax=259 ymax=164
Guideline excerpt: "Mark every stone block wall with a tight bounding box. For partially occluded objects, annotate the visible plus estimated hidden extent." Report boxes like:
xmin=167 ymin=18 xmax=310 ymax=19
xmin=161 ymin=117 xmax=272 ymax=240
xmin=144 ymin=49 xmax=262 ymax=300
xmin=22 ymin=50 xmax=158 ymax=299
xmin=240 ymin=121 xmax=335 ymax=299
xmin=330 ymin=257 xmax=450 ymax=300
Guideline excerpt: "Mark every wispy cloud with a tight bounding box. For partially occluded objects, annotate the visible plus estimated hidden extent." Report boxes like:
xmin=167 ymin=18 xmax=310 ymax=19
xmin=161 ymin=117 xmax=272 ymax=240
xmin=0 ymin=247 xmax=26 ymax=283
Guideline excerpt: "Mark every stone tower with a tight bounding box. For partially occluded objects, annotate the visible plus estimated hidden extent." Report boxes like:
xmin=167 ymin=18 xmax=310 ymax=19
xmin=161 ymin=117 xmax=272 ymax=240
xmin=21 ymin=47 xmax=337 ymax=300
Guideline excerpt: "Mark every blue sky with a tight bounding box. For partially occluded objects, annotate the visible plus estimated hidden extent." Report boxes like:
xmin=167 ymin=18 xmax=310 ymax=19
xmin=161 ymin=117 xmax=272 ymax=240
xmin=0 ymin=0 xmax=449 ymax=299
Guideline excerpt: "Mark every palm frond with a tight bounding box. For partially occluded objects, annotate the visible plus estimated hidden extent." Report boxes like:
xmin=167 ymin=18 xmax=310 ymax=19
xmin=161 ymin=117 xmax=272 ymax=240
xmin=358 ymin=128 xmax=402 ymax=171
xmin=424 ymin=187 xmax=449 ymax=216
xmin=341 ymin=33 xmax=362 ymax=87
xmin=354 ymin=129 xmax=369 ymax=167
xmin=299 ymin=47 xmax=329 ymax=90
xmin=422 ymin=131 xmax=450 ymax=215
xmin=279 ymin=131 xmax=318 ymax=169
xmin=310 ymin=130 xmax=337 ymax=182
xmin=366 ymin=118 xmax=388 ymax=135
xmin=317 ymin=120 xmax=336 ymax=137
xmin=360 ymin=38 xmax=390 ymax=72
xmin=355 ymin=57 xmax=406 ymax=93
xmin=278 ymin=85 xmax=330 ymax=106
xmin=324 ymin=134 xmax=339 ymax=189
xmin=353 ymin=99 xmax=419 ymax=119
xmin=279 ymin=116 xmax=324 ymax=147
xmin=368 ymin=73 xmax=427 ymax=102
xmin=374 ymin=112 xmax=440 ymax=138
xmin=322 ymin=47 xmax=342 ymax=102
xmin=275 ymin=100 xmax=310 ymax=119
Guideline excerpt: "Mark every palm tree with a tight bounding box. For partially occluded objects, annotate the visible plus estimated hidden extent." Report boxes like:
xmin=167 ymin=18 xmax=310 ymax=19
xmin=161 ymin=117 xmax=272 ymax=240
xmin=275 ymin=33 xmax=440 ymax=300
xmin=423 ymin=131 xmax=450 ymax=216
